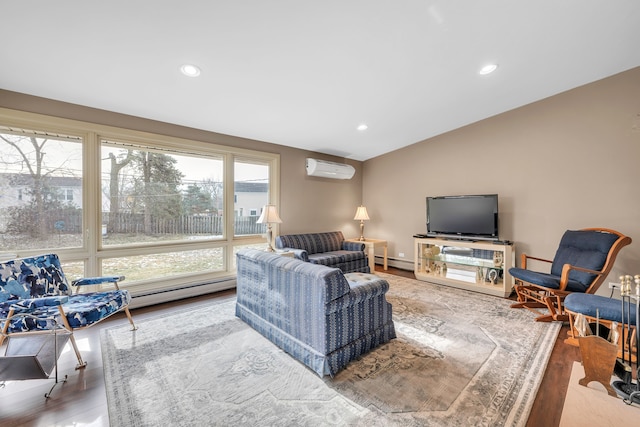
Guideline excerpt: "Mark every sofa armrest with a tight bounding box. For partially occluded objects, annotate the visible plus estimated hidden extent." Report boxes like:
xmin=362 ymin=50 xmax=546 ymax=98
xmin=343 ymin=241 xmax=365 ymax=251
xmin=326 ymin=276 xmax=390 ymax=314
xmin=281 ymin=248 xmax=309 ymax=262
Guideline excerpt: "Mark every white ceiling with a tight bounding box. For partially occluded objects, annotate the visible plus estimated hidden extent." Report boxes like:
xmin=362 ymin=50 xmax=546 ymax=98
xmin=2 ymin=1 xmax=639 ymax=161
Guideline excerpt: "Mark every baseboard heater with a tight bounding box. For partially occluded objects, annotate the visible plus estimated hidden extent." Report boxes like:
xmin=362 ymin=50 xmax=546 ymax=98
xmin=381 ymin=256 xmax=414 ymax=271
xmin=128 ymin=276 xmax=236 ymax=309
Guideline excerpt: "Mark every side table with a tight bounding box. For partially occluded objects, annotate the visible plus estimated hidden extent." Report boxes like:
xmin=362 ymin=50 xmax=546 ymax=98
xmin=346 ymin=238 xmax=388 ymax=272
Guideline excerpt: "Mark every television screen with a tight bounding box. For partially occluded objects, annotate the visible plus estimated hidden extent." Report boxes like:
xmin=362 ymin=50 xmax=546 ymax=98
xmin=426 ymin=194 xmax=499 ymax=240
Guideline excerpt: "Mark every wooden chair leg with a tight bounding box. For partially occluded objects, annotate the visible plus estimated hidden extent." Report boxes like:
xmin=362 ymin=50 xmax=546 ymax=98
xmin=564 ymin=311 xmax=581 ymax=346
xmin=68 ymin=334 xmax=87 ymax=370
xmin=123 ymin=307 xmax=138 ymax=331
xmin=0 ymin=307 xmax=13 ymax=346
xmin=542 ymin=295 xmax=569 ymax=322
xmin=56 ymin=305 xmax=87 ymax=369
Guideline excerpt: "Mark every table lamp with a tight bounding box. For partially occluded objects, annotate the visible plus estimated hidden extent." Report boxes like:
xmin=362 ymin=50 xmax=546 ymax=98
xmin=257 ymin=204 xmax=282 ymax=252
xmin=353 ymin=206 xmax=370 ymax=241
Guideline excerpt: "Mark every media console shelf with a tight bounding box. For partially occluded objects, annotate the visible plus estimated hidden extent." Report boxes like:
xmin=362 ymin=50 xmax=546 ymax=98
xmin=414 ymin=237 xmax=515 ymax=298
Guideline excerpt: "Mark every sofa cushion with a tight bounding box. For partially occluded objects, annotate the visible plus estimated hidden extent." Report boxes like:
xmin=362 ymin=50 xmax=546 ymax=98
xmin=275 ymin=232 xmax=369 ymax=274
xmin=275 ymin=231 xmax=345 ymax=254
xmin=308 ymin=252 xmax=344 ymax=267
xmin=339 ymin=250 xmax=366 ymax=262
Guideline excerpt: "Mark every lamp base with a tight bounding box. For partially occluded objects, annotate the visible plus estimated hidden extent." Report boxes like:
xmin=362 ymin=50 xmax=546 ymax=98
xmin=265 ymin=225 xmax=275 ymax=252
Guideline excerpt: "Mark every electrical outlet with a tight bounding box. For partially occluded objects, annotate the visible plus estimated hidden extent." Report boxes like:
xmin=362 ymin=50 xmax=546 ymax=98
xmin=398 ymin=252 xmax=405 ymax=258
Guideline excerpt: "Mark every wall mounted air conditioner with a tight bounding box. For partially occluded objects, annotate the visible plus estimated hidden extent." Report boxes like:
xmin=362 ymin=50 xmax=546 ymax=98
xmin=306 ymin=158 xmax=355 ymax=180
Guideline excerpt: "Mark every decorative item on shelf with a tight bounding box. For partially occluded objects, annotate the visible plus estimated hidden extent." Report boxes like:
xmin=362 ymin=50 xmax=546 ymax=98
xmin=476 ymin=266 xmax=484 ymax=283
xmin=423 ymin=246 xmax=440 ymax=258
xmin=441 ymin=263 xmax=447 ymax=277
xmin=256 ymin=204 xmax=282 ymax=252
xmin=487 ymin=269 xmax=499 ymax=285
xmin=353 ymin=206 xmax=370 ymax=241
xmin=493 ymin=251 xmax=503 ymax=267
xmin=423 ymin=246 xmax=439 ymax=272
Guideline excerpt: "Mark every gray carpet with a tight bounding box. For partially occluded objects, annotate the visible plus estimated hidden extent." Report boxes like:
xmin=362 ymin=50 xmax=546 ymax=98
xmin=101 ymin=273 xmax=561 ymax=426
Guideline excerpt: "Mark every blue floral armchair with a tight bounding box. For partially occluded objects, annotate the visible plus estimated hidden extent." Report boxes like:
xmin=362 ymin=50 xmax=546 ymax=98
xmin=0 ymin=253 xmax=137 ymax=369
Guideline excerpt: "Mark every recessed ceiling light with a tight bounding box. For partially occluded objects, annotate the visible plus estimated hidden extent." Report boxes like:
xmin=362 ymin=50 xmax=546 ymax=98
xmin=357 ymin=124 xmax=368 ymax=131
xmin=479 ymin=64 xmax=498 ymax=75
xmin=180 ymin=64 xmax=201 ymax=77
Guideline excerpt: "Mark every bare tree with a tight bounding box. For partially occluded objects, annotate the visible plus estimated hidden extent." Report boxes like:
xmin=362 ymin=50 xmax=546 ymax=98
xmin=106 ymin=150 xmax=134 ymax=233
xmin=1 ymin=135 xmax=52 ymax=237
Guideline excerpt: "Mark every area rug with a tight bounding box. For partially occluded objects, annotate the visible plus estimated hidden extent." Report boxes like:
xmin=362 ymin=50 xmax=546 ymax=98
xmin=101 ymin=273 xmax=561 ymax=426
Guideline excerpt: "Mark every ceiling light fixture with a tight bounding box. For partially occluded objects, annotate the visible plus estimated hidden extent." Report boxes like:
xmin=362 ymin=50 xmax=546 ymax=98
xmin=357 ymin=124 xmax=368 ymax=131
xmin=180 ymin=64 xmax=201 ymax=77
xmin=479 ymin=64 xmax=498 ymax=75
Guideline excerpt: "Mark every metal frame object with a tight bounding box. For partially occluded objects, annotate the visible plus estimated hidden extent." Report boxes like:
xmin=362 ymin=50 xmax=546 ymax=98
xmin=0 ymin=314 xmax=70 ymax=398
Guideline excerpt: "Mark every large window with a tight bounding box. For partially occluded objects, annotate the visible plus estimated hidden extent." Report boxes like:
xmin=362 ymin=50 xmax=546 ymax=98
xmin=101 ymin=139 xmax=226 ymax=246
xmin=0 ymin=109 xmax=279 ymax=296
xmin=0 ymin=129 xmax=84 ymax=251
xmin=234 ymin=159 xmax=269 ymax=236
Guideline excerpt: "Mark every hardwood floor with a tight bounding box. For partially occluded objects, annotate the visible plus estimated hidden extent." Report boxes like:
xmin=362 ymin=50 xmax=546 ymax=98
xmin=0 ymin=266 xmax=580 ymax=426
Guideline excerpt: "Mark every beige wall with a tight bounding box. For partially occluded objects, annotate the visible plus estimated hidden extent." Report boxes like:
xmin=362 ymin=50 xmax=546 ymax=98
xmin=0 ymin=90 xmax=365 ymax=240
xmin=364 ymin=66 xmax=640 ymax=293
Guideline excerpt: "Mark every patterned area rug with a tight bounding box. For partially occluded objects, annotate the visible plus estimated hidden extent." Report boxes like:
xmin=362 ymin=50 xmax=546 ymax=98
xmin=101 ymin=273 xmax=560 ymax=426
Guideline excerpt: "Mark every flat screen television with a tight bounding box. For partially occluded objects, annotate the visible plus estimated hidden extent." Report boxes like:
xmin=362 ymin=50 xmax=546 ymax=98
xmin=426 ymin=194 xmax=499 ymax=241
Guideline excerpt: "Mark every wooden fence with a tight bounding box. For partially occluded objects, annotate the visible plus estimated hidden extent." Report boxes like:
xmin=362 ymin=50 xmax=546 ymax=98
xmin=45 ymin=211 xmax=265 ymax=235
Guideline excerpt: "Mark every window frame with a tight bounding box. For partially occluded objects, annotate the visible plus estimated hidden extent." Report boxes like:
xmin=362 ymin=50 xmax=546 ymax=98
xmin=0 ymin=107 xmax=280 ymax=294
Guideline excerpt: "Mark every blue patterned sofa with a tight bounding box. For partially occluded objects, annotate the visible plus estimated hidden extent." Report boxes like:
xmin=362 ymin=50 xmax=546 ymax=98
xmin=235 ymin=248 xmax=396 ymax=377
xmin=274 ymin=231 xmax=369 ymax=273
xmin=0 ymin=253 xmax=136 ymax=368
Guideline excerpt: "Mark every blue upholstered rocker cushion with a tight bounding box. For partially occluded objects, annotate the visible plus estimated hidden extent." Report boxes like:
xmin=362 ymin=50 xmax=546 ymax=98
xmin=549 ymin=230 xmax=619 ymax=289
xmin=510 ymin=230 xmax=620 ymax=293
xmin=564 ymin=293 xmax=637 ymax=326
xmin=508 ymin=268 xmax=588 ymax=292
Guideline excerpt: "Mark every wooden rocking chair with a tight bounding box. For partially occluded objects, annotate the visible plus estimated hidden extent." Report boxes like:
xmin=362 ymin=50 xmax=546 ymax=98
xmin=509 ymin=228 xmax=631 ymax=322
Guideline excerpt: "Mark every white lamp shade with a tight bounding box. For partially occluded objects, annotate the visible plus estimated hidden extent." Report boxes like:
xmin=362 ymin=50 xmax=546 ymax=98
xmin=354 ymin=206 xmax=370 ymax=221
xmin=257 ymin=205 xmax=282 ymax=224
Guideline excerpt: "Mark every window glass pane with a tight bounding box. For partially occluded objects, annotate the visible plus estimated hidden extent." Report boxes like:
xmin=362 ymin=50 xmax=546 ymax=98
xmin=101 ymin=141 xmax=224 ymax=246
xmin=0 ymin=130 xmax=83 ymax=251
xmin=101 ymin=248 xmax=224 ymax=283
xmin=234 ymin=160 xmax=269 ymax=236
xmin=60 ymin=260 xmax=86 ymax=283
xmin=232 ymin=243 xmax=270 ymax=268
